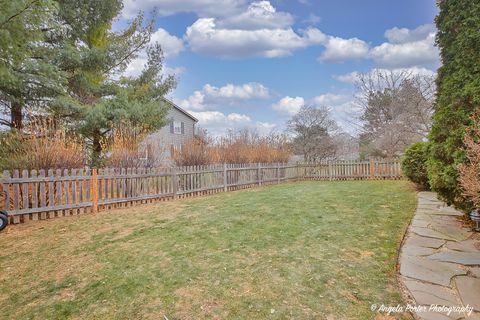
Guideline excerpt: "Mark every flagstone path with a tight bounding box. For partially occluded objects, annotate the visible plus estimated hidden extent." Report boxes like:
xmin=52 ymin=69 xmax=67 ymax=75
xmin=399 ymin=192 xmax=480 ymax=320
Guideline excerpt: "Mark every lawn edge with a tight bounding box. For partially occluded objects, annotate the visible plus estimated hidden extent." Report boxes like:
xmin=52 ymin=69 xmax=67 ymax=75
xmin=395 ymin=190 xmax=420 ymax=319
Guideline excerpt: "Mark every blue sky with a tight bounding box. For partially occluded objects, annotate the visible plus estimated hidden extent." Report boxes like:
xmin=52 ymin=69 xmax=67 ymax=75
xmin=119 ymin=0 xmax=439 ymax=136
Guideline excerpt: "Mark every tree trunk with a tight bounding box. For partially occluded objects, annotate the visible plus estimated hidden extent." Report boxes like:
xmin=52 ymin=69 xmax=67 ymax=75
xmin=91 ymin=131 xmax=103 ymax=167
xmin=11 ymin=101 xmax=23 ymax=130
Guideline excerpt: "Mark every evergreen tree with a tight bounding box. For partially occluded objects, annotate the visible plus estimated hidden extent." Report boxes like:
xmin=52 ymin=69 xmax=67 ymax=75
xmin=427 ymin=0 xmax=480 ymax=211
xmin=0 ymin=0 xmax=66 ymax=129
xmin=52 ymin=0 xmax=176 ymax=166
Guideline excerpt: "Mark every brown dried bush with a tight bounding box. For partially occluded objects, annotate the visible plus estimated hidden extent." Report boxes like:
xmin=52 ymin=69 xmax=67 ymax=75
xmin=103 ymin=126 xmax=164 ymax=168
xmin=458 ymin=111 xmax=480 ymax=209
xmin=174 ymin=129 xmax=292 ymax=166
xmin=0 ymin=118 xmax=86 ymax=171
xmin=173 ymin=136 xmax=210 ymax=166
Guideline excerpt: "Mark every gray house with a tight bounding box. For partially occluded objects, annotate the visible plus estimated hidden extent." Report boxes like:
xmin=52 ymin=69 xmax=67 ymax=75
xmin=144 ymin=99 xmax=198 ymax=163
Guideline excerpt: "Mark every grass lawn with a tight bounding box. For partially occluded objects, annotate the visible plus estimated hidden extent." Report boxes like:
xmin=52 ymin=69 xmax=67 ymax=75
xmin=0 ymin=180 xmax=416 ymax=320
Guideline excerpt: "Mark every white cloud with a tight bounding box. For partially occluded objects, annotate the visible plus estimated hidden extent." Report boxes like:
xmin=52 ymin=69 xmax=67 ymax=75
xmin=124 ymin=57 xmax=147 ymax=77
xmin=316 ymin=24 xmax=438 ymax=68
xmin=256 ymin=121 xmax=277 ymax=133
xmin=334 ymin=67 xmax=437 ymax=84
xmin=319 ymin=36 xmax=369 ymax=62
xmin=178 ymin=91 xmax=207 ymax=110
xmin=190 ymin=110 xmax=278 ymax=136
xmin=185 ymin=17 xmax=325 ymax=58
xmin=188 ymin=110 xmax=251 ymax=135
xmin=272 ymin=93 xmax=360 ymax=133
xmin=332 ymin=71 xmax=359 ymax=84
xmin=384 ymin=24 xmax=435 ymax=44
xmin=370 ymin=32 xmax=438 ymax=68
xmin=190 ymin=111 xmax=251 ymax=124
xmin=303 ymin=28 xmax=328 ymax=44
xmin=178 ymin=82 xmax=270 ymax=110
xmin=124 ymin=58 xmax=185 ymax=78
xmin=311 ymin=93 xmax=352 ymax=106
xmin=309 ymin=93 xmax=360 ymax=133
xmin=203 ymin=82 xmax=270 ymax=100
xmin=272 ymin=96 xmax=305 ymax=115
xmin=124 ymin=28 xmax=184 ymax=77
xmin=150 ymin=28 xmax=185 ymax=58
xmin=303 ymin=13 xmax=321 ymax=25
xmin=218 ymin=1 xmax=294 ymax=30
xmin=122 ymin=0 xmax=246 ymax=19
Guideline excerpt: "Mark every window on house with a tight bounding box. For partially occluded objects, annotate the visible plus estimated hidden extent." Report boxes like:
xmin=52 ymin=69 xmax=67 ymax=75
xmin=171 ymin=121 xmax=184 ymax=135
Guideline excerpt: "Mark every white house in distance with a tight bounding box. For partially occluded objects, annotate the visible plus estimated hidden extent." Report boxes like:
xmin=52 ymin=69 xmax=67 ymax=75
xmin=144 ymin=99 xmax=198 ymax=163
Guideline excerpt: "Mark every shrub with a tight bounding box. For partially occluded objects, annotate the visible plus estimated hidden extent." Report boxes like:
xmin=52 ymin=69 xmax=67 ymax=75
xmin=173 ymin=137 xmax=210 ymax=166
xmin=173 ymin=129 xmax=292 ymax=166
xmin=427 ymin=1 xmax=480 ymax=211
xmin=458 ymin=112 xmax=480 ymax=210
xmin=402 ymin=142 xmax=430 ymax=190
xmin=103 ymin=126 xmax=164 ymax=168
xmin=209 ymin=130 xmax=291 ymax=164
xmin=0 ymin=118 xmax=85 ymax=171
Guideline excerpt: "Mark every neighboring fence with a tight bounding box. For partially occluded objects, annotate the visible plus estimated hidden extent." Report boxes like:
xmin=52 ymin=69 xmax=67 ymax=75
xmin=1 ymin=159 xmax=402 ymax=224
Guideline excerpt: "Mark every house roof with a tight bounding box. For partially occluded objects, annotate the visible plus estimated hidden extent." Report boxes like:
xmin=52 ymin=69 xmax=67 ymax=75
xmin=163 ymin=98 xmax=198 ymax=123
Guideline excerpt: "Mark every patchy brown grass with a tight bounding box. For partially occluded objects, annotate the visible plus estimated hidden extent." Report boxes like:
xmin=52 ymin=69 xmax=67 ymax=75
xmin=0 ymin=181 xmax=415 ymax=319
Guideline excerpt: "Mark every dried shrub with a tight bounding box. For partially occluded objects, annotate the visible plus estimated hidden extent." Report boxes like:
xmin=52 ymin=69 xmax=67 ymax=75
xmin=173 ymin=136 xmax=210 ymax=166
xmin=0 ymin=118 xmax=86 ymax=171
xmin=103 ymin=126 xmax=164 ymax=168
xmin=211 ymin=130 xmax=291 ymax=164
xmin=458 ymin=112 xmax=480 ymax=209
xmin=174 ymin=129 xmax=292 ymax=166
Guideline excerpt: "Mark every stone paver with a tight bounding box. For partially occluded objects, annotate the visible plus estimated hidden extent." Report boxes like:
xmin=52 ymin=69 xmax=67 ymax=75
xmin=400 ymin=256 xmax=466 ymax=286
xmin=469 ymin=267 xmax=480 ymax=278
xmin=429 ymin=251 xmax=480 ymax=266
xmin=406 ymin=233 xmax=446 ymax=249
xmin=402 ymin=277 xmax=460 ymax=307
xmin=411 ymin=225 xmax=459 ymax=241
xmin=447 ymin=240 xmax=480 ymax=253
xmin=398 ymin=192 xmax=480 ymax=320
xmin=417 ymin=311 xmax=459 ymax=320
xmin=454 ymin=276 xmax=480 ymax=312
xmin=402 ymin=244 xmax=438 ymax=257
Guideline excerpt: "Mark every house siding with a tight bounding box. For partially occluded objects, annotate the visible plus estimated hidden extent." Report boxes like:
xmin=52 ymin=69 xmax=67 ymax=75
xmin=144 ymin=103 xmax=197 ymax=163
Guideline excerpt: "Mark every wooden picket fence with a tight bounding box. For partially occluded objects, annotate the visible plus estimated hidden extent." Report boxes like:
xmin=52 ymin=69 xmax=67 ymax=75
xmin=1 ymin=159 xmax=402 ymax=225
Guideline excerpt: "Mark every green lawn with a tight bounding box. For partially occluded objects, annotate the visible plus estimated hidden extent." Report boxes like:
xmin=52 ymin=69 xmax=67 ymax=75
xmin=0 ymin=181 xmax=416 ymax=320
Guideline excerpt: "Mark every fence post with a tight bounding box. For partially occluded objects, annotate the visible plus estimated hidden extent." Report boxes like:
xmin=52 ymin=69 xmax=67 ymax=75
xmin=328 ymin=161 xmax=332 ymax=181
xmin=277 ymin=163 xmax=281 ymax=184
xmin=257 ymin=163 xmax=262 ymax=186
xmin=223 ymin=163 xmax=228 ymax=192
xmin=2 ymin=171 xmax=10 ymax=211
xmin=370 ymin=159 xmax=375 ymax=179
xmin=91 ymin=168 xmax=98 ymax=214
xmin=172 ymin=167 xmax=178 ymax=199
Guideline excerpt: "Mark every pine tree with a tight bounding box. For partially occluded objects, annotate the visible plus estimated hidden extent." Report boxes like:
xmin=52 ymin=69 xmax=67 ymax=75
xmin=427 ymin=0 xmax=480 ymax=211
xmin=52 ymin=0 xmax=176 ymax=166
xmin=0 ymin=0 xmax=66 ymax=129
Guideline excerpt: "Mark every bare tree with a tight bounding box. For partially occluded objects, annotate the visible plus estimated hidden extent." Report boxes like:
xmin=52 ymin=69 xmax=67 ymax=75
xmin=287 ymin=105 xmax=339 ymax=162
xmin=355 ymin=69 xmax=435 ymax=158
xmin=333 ymin=133 xmax=360 ymax=160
